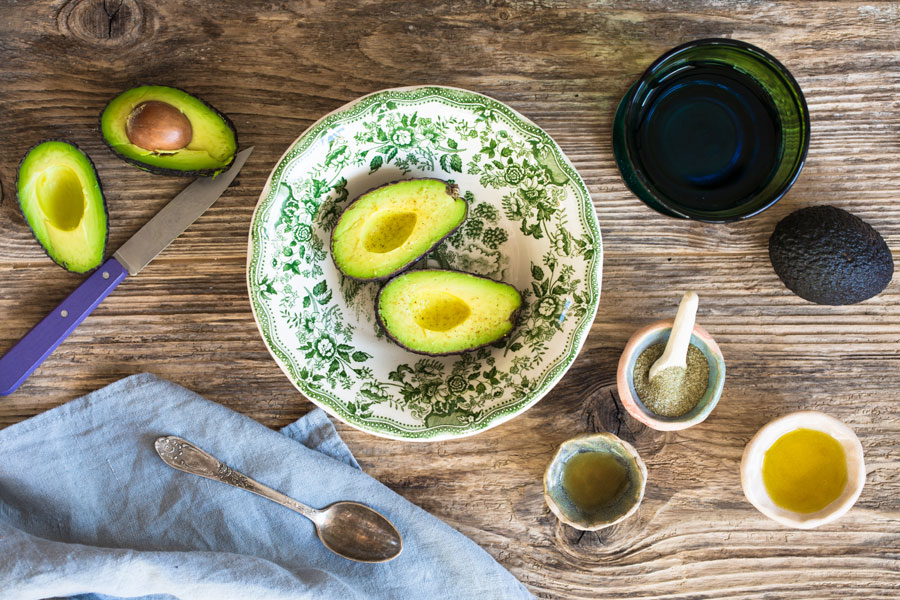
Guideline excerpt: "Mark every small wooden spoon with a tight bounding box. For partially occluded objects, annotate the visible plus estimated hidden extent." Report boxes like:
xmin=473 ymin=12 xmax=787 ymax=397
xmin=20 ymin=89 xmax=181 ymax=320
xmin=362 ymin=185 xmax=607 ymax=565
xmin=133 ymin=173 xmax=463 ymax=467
xmin=648 ymin=291 xmax=699 ymax=381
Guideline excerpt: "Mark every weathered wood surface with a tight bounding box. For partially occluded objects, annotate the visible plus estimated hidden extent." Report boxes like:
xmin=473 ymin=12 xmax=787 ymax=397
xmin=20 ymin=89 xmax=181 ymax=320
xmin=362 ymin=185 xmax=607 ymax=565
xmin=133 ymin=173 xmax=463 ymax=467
xmin=1 ymin=1 xmax=899 ymax=597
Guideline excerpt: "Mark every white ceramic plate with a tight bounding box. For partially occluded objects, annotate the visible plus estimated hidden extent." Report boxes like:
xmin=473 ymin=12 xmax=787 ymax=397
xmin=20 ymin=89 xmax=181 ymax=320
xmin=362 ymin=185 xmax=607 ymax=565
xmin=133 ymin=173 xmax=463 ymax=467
xmin=247 ymin=86 xmax=601 ymax=440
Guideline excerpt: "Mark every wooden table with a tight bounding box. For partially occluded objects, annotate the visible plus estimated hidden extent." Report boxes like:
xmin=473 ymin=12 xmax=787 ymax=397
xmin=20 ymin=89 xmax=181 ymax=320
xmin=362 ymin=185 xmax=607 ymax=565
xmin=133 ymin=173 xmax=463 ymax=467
xmin=1 ymin=1 xmax=898 ymax=597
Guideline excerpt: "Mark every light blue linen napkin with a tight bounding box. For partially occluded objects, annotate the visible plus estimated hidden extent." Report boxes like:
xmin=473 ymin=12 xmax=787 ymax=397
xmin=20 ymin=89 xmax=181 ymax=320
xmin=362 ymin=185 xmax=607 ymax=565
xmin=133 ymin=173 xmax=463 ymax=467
xmin=0 ymin=373 xmax=535 ymax=600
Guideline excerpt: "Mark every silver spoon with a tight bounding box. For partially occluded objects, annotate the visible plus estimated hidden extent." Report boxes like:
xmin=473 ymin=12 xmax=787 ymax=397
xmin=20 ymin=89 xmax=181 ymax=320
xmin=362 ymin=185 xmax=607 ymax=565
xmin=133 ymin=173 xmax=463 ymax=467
xmin=154 ymin=435 xmax=402 ymax=563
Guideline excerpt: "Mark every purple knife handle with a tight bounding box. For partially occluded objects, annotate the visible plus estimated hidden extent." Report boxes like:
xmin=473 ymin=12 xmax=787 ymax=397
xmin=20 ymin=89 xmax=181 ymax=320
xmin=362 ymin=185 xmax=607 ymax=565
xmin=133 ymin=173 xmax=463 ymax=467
xmin=0 ymin=257 xmax=128 ymax=396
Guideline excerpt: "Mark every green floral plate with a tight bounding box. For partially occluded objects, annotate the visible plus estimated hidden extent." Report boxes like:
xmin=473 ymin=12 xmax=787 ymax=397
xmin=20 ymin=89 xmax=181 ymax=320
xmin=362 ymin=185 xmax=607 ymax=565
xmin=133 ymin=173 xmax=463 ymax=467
xmin=248 ymin=86 xmax=602 ymax=441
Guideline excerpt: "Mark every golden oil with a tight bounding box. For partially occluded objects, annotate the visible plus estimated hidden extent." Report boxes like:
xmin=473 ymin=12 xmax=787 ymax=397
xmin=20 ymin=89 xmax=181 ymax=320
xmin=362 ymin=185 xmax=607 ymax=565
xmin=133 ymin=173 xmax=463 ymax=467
xmin=762 ymin=428 xmax=847 ymax=514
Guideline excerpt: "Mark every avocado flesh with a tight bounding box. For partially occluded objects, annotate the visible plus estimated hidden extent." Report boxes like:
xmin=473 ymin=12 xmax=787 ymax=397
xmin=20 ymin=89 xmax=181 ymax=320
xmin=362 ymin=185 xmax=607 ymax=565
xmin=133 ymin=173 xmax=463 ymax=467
xmin=769 ymin=205 xmax=894 ymax=305
xmin=332 ymin=179 xmax=467 ymax=280
xmin=17 ymin=141 xmax=108 ymax=273
xmin=100 ymin=85 xmax=237 ymax=176
xmin=377 ymin=270 xmax=521 ymax=355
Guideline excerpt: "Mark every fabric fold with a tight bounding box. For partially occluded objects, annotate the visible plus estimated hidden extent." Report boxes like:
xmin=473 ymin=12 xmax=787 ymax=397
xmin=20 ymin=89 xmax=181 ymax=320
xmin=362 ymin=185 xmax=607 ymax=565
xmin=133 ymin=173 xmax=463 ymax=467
xmin=0 ymin=373 xmax=533 ymax=600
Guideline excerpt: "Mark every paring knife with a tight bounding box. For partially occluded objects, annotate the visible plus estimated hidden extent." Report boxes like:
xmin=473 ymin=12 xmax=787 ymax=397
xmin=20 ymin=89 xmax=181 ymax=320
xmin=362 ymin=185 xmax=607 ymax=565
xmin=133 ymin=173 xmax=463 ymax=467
xmin=0 ymin=147 xmax=254 ymax=396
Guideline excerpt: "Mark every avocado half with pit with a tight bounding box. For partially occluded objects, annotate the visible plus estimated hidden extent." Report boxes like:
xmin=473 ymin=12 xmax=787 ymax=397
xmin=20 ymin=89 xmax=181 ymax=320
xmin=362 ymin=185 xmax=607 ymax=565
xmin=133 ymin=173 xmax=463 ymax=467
xmin=331 ymin=179 xmax=467 ymax=280
xmin=16 ymin=140 xmax=108 ymax=273
xmin=376 ymin=270 xmax=522 ymax=355
xmin=100 ymin=85 xmax=237 ymax=176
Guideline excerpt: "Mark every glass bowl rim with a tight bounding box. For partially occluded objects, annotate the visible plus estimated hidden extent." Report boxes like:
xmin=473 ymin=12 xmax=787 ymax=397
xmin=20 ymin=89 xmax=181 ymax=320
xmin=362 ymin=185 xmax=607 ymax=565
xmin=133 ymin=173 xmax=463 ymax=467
xmin=619 ymin=37 xmax=812 ymax=223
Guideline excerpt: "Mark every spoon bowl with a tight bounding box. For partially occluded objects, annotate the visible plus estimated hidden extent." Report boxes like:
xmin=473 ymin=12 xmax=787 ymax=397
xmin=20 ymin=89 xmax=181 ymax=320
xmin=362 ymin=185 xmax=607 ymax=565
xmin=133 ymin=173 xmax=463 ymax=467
xmin=315 ymin=501 xmax=403 ymax=563
xmin=648 ymin=291 xmax=698 ymax=380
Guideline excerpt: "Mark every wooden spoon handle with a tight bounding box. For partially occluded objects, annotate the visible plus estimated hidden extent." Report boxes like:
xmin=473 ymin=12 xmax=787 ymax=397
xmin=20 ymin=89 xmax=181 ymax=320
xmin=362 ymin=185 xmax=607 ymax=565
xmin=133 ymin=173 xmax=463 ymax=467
xmin=649 ymin=291 xmax=699 ymax=380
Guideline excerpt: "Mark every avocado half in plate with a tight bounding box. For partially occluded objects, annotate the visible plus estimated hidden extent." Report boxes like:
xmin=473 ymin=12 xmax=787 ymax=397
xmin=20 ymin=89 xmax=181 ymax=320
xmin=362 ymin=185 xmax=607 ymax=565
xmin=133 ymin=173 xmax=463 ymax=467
xmin=247 ymin=85 xmax=602 ymax=440
xmin=16 ymin=140 xmax=108 ymax=273
xmin=331 ymin=179 xmax=467 ymax=280
xmin=376 ymin=269 xmax=522 ymax=355
xmin=100 ymin=85 xmax=237 ymax=176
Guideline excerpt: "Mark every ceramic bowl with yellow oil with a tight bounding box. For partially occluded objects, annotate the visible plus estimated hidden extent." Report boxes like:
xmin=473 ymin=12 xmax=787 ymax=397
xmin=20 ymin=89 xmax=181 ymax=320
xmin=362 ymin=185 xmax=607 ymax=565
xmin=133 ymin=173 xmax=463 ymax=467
xmin=741 ymin=411 xmax=865 ymax=529
xmin=543 ymin=433 xmax=647 ymax=531
xmin=617 ymin=319 xmax=725 ymax=431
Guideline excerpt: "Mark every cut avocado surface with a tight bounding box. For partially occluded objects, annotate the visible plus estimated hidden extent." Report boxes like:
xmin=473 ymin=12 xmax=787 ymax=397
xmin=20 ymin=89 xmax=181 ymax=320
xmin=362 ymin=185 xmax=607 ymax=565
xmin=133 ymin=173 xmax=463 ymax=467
xmin=17 ymin=140 xmax=108 ymax=273
xmin=769 ymin=205 xmax=893 ymax=305
xmin=100 ymin=85 xmax=237 ymax=176
xmin=331 ymin=179 xmax=467 ymax=280
xmin=377 ymin=270 xmax=521 ymax=355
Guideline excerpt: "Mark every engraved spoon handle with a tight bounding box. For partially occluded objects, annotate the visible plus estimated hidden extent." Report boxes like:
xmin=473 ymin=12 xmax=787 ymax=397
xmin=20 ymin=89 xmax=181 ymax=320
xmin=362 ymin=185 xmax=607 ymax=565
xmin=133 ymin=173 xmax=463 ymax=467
xmin=155 ymin=436 xmax=317 ymax=520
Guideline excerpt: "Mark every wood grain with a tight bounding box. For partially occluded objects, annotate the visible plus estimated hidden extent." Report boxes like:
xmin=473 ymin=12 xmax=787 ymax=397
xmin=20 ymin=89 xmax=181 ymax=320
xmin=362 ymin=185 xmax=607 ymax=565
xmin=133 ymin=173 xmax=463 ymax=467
xmin=1 ymin=1 xmax=899 ymax=597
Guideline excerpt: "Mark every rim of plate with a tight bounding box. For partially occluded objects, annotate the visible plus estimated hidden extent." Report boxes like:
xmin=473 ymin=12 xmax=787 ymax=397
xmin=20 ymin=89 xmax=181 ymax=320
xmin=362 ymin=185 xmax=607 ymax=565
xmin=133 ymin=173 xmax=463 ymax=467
xmin=246 ymin=85 xmax=602 ymax=441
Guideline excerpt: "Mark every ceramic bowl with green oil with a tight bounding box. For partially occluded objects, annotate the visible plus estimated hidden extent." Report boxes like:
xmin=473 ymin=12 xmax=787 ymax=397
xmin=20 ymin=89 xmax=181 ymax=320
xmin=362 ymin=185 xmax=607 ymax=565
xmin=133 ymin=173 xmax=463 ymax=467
xmin=613 ymin=38 xmax=810 ymax=222
xmin=543 ymin=433 xmax=647 ymax=531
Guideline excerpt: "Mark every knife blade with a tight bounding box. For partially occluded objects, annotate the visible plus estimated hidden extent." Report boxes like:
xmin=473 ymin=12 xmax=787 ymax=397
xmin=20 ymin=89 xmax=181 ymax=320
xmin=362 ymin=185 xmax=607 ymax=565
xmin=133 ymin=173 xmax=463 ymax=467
xmin=115 ymin=147 xmax=253 ymax=275
xmin=0 ymin=147 xmax=254 ymax=396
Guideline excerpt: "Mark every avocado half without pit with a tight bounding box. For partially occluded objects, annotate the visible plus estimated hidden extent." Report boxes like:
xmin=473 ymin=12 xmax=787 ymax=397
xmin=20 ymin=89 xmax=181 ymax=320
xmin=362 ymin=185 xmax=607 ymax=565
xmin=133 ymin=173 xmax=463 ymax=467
xmin=331 ymin=179 xmax=467 ymax=280
xmin=16 ymin=140 xmax=108 ymax=273
xmin=377 ymin=270 xmax=522 ymax=355
xmin=100 ymin=85 xmax=237 ymax=176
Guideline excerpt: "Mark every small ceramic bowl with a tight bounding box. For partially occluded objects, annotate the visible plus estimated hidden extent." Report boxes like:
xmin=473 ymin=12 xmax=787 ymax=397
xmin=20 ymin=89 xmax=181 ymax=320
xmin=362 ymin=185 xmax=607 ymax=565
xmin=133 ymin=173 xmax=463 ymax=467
xmin=741 ymin=411 xmax=866 ymax=529
xmin=617 ymin=319 xmax=725 ymax=431
xmin=543 ymin=432 xmax=647 ymax=531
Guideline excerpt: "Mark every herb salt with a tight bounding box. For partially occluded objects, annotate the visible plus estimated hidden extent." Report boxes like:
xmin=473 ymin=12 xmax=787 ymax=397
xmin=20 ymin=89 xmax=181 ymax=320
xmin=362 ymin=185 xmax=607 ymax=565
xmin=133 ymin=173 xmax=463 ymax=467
xmin=633 ymin=343 xmax=709 ymax=417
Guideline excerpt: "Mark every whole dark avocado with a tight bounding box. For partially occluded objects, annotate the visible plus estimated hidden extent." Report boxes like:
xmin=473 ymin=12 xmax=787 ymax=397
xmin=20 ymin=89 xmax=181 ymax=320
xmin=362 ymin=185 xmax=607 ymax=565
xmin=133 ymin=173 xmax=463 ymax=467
xmin=769 ymin=205 xmax=893 ymax=305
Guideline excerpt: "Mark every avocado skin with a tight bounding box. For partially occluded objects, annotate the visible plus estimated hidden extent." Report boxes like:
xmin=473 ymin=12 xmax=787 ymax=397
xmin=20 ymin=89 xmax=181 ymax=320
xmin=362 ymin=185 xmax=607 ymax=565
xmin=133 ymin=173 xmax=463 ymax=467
xmin=16 ymin=139 xmax=109 ymax=273
xmin=375 ymin=269 xmax=521 ymax=356
xmin=99 ymin=85 xmax=238 ymax=177
xmin=769 ymin=205 xmax=893 ymax=305
xmin=330 ymin=179 xmax=467 ymax=281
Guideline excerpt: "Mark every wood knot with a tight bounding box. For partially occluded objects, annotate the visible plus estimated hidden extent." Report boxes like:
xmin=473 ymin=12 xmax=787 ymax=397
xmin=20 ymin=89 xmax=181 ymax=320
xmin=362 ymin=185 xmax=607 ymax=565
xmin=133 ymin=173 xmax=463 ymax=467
xmin=554 ymin=505 xmax=652 ymax=561
xmin=581 ymin=386 xmax=669 ymax=460
xmin=58 ymin=0 xmax=143 ymax=47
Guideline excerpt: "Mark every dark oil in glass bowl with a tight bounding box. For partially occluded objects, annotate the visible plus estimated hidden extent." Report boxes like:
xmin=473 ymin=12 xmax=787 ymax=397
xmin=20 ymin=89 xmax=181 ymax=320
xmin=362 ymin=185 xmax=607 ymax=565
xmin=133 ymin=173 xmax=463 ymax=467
xmin=633 ymin=62 xmax=782 ymax=213
xmin=614 ymin=39 xmax=810 ymax=222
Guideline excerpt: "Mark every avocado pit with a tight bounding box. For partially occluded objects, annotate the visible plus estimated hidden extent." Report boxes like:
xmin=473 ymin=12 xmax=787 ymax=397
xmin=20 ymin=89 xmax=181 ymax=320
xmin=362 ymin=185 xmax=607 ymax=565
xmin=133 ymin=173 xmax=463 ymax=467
xmin=126 ymin=101 xmax=193 ymax=152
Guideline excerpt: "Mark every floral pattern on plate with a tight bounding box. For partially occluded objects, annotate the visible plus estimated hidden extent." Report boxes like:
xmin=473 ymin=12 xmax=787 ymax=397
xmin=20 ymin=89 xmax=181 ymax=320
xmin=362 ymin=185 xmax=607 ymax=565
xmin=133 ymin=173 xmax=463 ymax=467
xmin=248 ymin=86 xmax=601 ymax=440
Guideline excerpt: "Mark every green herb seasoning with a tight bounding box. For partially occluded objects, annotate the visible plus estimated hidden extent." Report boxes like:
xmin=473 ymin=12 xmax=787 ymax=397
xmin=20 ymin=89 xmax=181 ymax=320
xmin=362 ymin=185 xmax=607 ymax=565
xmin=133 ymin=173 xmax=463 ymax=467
xmin=632 ymin=343 xmax=709 ymax=417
